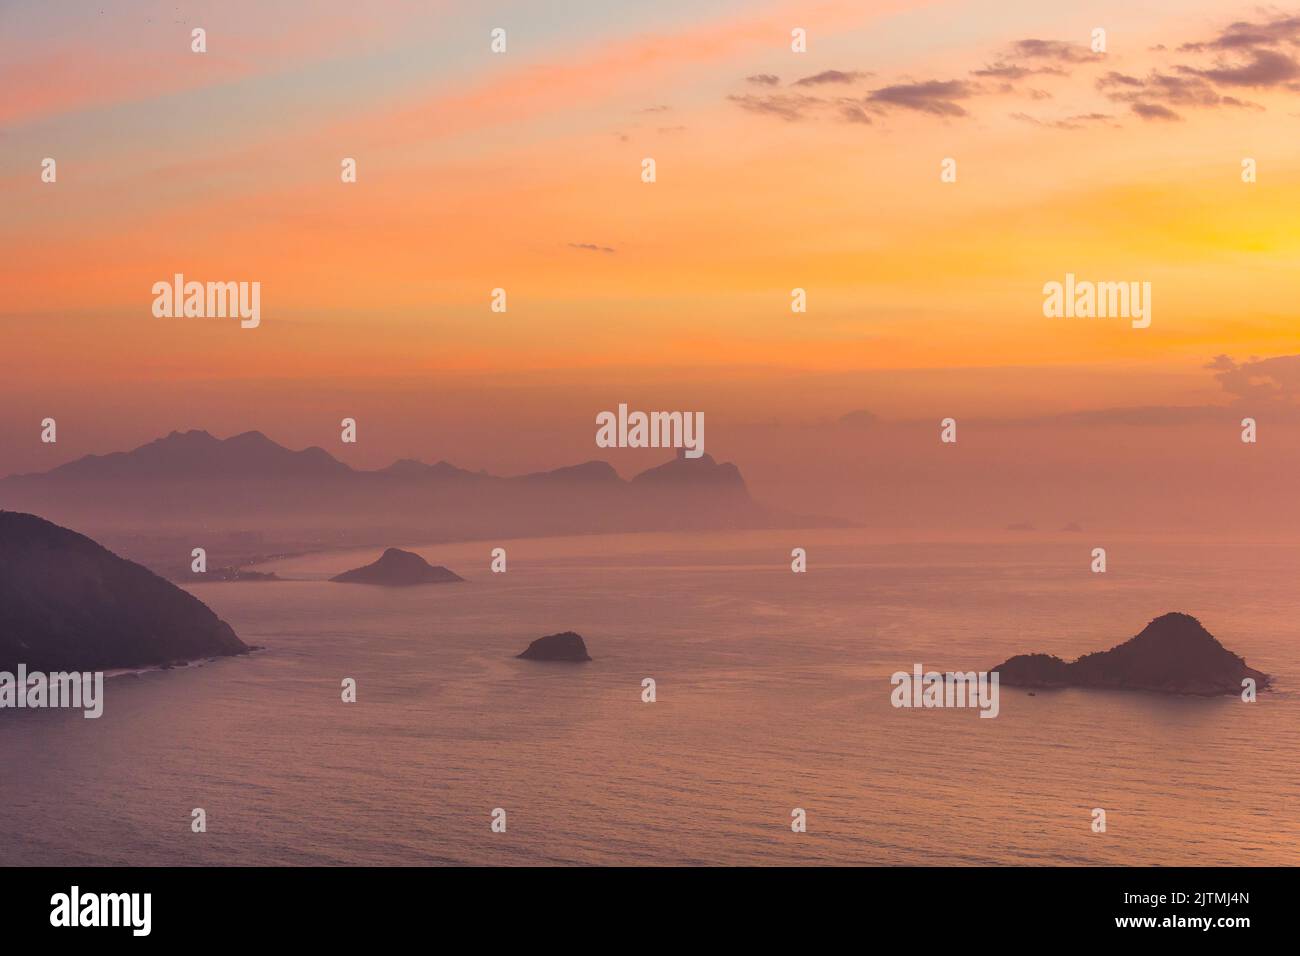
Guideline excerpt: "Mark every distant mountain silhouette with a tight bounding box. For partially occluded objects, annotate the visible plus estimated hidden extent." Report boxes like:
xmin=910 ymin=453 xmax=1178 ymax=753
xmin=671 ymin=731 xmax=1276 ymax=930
xmin=631 ymin=451 xmax=747 ymax=490
xmin=994 ymin=612 xmax=1269 ymax=696
xmin=0 ymin=430 xmax=838 ymax=571
xmin=517 ymin=631 xmax=591 ymax=662
xmin=331 ymin=548 xmax=464 ymax=586
xmin=34 ymin=429 xmax=351 ymax=481
xmin=517 ymin=460 xmax=622 ymax=485
xmin=0 ymin=511 xmax=248 ymax=671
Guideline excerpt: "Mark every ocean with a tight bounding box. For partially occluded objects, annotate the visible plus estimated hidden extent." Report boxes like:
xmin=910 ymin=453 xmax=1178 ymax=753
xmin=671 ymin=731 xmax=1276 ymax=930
xmin=2 ymin=529 xmax=1296 ymax=865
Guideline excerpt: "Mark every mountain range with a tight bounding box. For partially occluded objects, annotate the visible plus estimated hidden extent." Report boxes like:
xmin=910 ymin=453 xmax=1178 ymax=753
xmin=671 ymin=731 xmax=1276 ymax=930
xmin=0 ymin=430 xmax=834 ymax=573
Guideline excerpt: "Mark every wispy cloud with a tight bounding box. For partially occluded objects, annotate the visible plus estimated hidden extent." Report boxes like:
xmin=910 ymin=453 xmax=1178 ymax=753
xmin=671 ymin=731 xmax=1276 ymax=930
xmin=866 ymin=79 xmax=975 ymax=116
xmin=727 ymin=92 xmax=823 ymax=121
xmin=1011 ymin=111 xmax=1118 ymax=130
xmin=1006 ymin=38 xmax=1101 ymax=64
xmin=1207 ymin=354 xmax=1300 ymax=405
xmin=1131 ymin=101 xmax=1182 ymax=120
xmin=1098 ymin=70 xmax=1258 ymax=120
xmin=1183 ymin=48 xmax=1300 ymax=87
xmin=1178 ymin=14 xmax=1300 ymax=52
xmin=793 ymin=69 xmax=872 ymax=86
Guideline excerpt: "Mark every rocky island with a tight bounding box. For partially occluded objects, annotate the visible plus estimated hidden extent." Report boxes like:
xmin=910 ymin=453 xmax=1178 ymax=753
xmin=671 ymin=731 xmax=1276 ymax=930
xmin=993 ymin=612 xmax=1269 ymax=696
xmin=517 ymin=631 xmax=592 ymax=662
xmin=0 ymin=510 xmax=249 ymax=671
xmin=330 ymin=547 xmax=464 ymax=586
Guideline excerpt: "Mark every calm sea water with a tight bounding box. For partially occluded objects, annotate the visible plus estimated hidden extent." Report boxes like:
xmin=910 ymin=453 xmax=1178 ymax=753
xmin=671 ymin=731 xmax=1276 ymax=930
xmin=2 ymin=529 xmax=1296 ymax=865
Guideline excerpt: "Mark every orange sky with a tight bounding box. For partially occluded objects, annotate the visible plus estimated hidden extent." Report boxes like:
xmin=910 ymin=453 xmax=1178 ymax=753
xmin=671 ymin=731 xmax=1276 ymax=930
xmin=2 ymin=0 xmax=1298 ymax=494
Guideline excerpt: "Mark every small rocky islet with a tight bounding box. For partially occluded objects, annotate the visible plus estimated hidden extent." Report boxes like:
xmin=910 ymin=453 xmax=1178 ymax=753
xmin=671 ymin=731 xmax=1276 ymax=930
xmin=329 ymin=548 xmax=464 ymax=586
xmin=516 ymin=631 xmax=592 ymax=662
xmin=993 ymin=612 xmax=1268 ymax=696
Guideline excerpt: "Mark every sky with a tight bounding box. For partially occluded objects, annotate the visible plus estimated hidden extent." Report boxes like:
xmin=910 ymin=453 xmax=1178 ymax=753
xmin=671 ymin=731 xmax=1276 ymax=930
xmin=2 ymin=0 xmax=1298 ymax=526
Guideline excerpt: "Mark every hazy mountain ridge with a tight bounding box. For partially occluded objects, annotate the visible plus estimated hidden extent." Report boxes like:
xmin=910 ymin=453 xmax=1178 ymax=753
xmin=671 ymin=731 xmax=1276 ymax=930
xmin=0 ymin=431 xmax=841 ymax=574
xmin=7 ymin=429 xmax=737 ymax=487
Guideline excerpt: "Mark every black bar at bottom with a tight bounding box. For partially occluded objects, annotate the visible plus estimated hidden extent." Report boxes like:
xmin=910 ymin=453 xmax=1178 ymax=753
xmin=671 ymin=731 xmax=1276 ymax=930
xmin=0 ymin=866 xmax=1282 ymax=941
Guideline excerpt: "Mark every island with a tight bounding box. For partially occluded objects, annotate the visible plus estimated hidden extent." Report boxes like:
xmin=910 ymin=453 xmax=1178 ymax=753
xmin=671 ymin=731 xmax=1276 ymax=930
xmin=516 ymin=631 xmax=592 ymax=662
xmin=0 ymin=510 xmax=249 ymax=671
xmin=993 ymin=612 xmax=1269 ymax=696
xmin=329 ymin=547 xmax=464 ymax=586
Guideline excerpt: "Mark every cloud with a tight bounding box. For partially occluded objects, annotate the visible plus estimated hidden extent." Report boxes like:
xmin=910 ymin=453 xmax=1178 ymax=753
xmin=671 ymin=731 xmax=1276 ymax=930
xmin=727 ymin=92 xmax=822 ymax=121
xmin=1206 ymin=354 xmax=1300 ymax=405
xmin=973 ymin=64 xmax=1032 ymax=79
xmin=568 ymin=243 xmax=615 ymax=254
xmin=971 ymin=62 xmax=1069 ymax=80
xmin=1006 ymin=39 xmax=1100 ymax=64
xmin=637 ymin=104 xmax=672 ymax=113
xmin=730 ymin=13 xmax=1300 ymax=131
xmin=1011 ymin=111 xmax=1118 ymax=130
xmin=865 ymin=79 xmax=974 ymax=116
xmin=837 ymin=101 xmax=874 ymax=124
xmin=1182 ymin=48 xmax=1300 ymax=87
xmin=1131 ymin=101 xmax=1181 ymax=121
xmin=793 ymin=69 xmax=871 ymax=86
xmin=1178 ymin=14 xmax=1300 ymax=53
xmin=1097 ymin=70 xmax=1259 ymax=115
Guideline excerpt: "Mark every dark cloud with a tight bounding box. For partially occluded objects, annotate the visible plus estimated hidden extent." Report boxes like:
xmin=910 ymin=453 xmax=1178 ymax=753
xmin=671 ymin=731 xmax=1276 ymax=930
xmin=971 ymin=62 xmax=1069 ymax=80
xmin=730 ymin=14 xmax=1300 ymax=131
xmin=1098 ymin=70 xmax=1259 ymax=113
xmin=637 ymin=104 xmax=671 ymax=113
xmin=726 ymin=92 xmax=822 ymax=121
xmin=1098 ymin=71 xmax=1143 ymax=88
xmin=965 ymin=40 xmax=1098 ymax=107
xmin=837 ymin=101 xmax=874 ymax=124
xmin=1178 ymin=15 xmax=1300 ymax=53
xmin=793 ymin=69 xmax=871 ymax=86
xmin=1131 ymin=101 xmax=1181 ymax=120
xmin=973 ymin=64 xmax=1031 ymax=79
xmin=1006 ymin=39 xmax=1100 ymax=64
xmin=568 ymin=243 xmax=615 ymax=254
xmin=1182 ymin=48 xmax=1300 ymax=87
xmin=866 ymin=79 xmax=974 ymax=116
